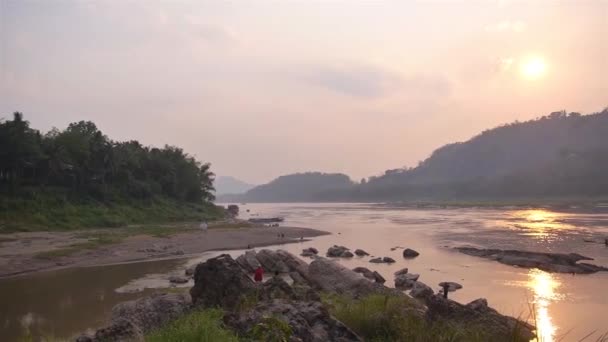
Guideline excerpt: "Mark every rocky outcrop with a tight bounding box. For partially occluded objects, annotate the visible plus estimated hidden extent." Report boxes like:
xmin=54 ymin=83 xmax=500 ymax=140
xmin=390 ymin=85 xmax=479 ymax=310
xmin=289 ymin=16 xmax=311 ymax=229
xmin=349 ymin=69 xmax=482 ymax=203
xmin=236 ymin=250 xmax=261 ymax=272
xmin=410 ymin=281 xmax=433 ymax=299
xmin=425 ymin=295 xmax=534 ymax=340
xmin=256 ymin=249 xmax=291 ymax=273
xmin=395 ymin=273 xmax=420 ymax=289
xmin=455 ymin=247 xmax=608 ymax=274
xmin=309 ymin=257 xmax=392 ymax=297
xmin=327 ymin=245 xmax=354 ymax=258
xmin=76 ymin=293 xmax=191 ymax=341
xmin=372 ymin=271 xmax=386 ymax=284
xmin=402 ymin=248 xmax=420 ymax=258
xmin=190 ymin=254 xmax=258 ymax=310
xmin=224 ymin=299 xmax=362 ymax=342
xmin=354 ymin=249 xmax=369 ymax=256
xmin=352 ymin=267 xmax=375 ymax=280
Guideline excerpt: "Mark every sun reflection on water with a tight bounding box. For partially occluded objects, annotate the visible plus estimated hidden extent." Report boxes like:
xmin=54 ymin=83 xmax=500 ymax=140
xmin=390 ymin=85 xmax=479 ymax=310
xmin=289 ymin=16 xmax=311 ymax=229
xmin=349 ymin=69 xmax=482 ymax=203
xmin=528 ymin=269 xmax=561 ymax=342
xmin=510 ymin=210 xmax=570 ymax=240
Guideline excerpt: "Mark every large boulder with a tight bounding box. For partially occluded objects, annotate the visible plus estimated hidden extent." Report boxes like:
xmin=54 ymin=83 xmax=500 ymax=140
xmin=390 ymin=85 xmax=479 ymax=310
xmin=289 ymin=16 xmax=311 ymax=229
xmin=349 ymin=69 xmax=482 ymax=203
xmin=236 ymin=250 xmax=261 ymax=272
xmin=425 ymin=295 xmax=534 ymax=340
xmin=410 ymin=281 xmax=433 ymax=300
xmin=275 ymin=250 xmax=311 ymax=282
xmin=352 ymin=267 xmax=375 ymax=280
xmin=308 ymin=257 xmax=390 ymax=297
xmin=395 ymin=275 xmax=416 ymax=289
xmin=372 ymin=271 xmax=386 ymax=284
xmin=224 ymin=299 xmax=362 ymax=342
xmin=77 ymin=293 xmax=190 ymax=341
xmin=256 ymin=249 xmax=290 ymax=273
xmin=190 ymin=254 xmax=258 ymax=310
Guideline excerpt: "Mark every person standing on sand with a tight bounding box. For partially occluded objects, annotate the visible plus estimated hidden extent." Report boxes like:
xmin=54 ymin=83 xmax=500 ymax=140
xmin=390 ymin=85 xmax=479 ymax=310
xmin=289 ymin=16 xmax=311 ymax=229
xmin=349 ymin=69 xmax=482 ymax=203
xmin=254 ymin=266 xmax=264 ymax=282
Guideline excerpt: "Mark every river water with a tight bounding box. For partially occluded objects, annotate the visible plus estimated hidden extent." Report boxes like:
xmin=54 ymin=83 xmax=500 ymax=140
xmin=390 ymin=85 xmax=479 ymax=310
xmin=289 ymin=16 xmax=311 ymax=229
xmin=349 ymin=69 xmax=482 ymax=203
xmin=1 ymin=203 xmax=607 ymax=341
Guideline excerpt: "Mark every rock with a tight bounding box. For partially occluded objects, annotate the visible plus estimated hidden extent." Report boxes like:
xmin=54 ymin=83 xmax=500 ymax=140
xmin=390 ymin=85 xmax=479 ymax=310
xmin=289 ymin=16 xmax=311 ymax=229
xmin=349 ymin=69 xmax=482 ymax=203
xmin=224 ymin=299 xmax=362 ymax=342
xmin=308 ymin=257 xmax=391 ymax=297
xmin=369 ymin=257 xmax=384 ymax=263
xmin=275 ymin=250 xmax=312 ymax=281
xmin=354 ymin=249 xmax=369 ymax=256
xmin=78 ymin=293 xmax=190 ymax=341
xmin=466 ymin=298 xmax=488 ymax=311
xmin=184 ymin=265 xmax=196 ymax=277
xmin=236 ymin=250 xmax=261 ymax=272
xmin=425 ymin=294 xmax=534 ymax=341
xmin=395 ymin=274 xmax=419 ymax=289
xmin=172 ymin=250 xmax=185 ymax=256
xmin=168 ymin=276 xmax=189 ymax=284
xmin=439 ymin=282 xmax=462 ymax=292
xmin=455 ymin=247 xmax=607 ymax=274
xmin=394 ymin=268 xmax=409 ymax=276
xmin=289 ymin=271 xmax=307 ymax=285
xmin=403 ymin=248 xmax=420 ymax=258
xmin=382 ymin=257 xmax=396 ymax=263
xmin=256 ymin=249 xmax=290 ymax=273
xmin=327 ymin=245 xmax=352 ymax=258
xmin=190 ymin=254 xmax=258 ymax=310
xmin=352 ymin=267 xmax=375 ymax=280
xmin=305 ymin=247 xmax=319 ymax=254
xmin=259 ymin=276 xmax=299 ymax=301
xmin=342 ymin=251 xmax=354 ymax=258
xmin=372 ymin=271 xmax=386 ymax=284
xmin=301 ymin=247 xmax=319 ymax=257
xmin=410 ymin=281 xmax=433 ymax=299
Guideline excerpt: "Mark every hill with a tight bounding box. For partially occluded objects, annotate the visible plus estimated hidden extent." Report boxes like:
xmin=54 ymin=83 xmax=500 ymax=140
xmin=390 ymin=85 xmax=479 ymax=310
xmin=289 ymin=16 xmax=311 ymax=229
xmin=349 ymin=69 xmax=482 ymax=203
xmin=349 ymin=108 xmax=608 ymax=201
xmin=214 ymin=176 xmax=255 ymax=195
xmin=220 ymin=172 xmax=355 ymax=202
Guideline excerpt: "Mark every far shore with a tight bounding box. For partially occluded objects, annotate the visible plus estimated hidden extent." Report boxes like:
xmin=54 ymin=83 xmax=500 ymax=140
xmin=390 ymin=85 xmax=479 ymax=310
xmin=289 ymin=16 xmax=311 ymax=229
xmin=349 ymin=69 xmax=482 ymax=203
xmin=0 ymin=224 xmax=330 ymax=278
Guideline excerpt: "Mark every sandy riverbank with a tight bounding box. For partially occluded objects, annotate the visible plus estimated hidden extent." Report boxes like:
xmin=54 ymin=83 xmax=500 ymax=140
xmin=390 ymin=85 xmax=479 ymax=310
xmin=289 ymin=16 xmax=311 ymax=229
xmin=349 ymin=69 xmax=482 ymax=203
xmin=0 ymin=225 xmax=329 ymax=278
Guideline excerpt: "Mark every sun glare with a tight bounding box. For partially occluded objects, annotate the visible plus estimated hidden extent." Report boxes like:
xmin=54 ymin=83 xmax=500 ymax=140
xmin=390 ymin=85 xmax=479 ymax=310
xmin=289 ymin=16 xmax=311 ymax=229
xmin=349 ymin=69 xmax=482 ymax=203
xmin=520 ymin=57 xmax=547 ymax=80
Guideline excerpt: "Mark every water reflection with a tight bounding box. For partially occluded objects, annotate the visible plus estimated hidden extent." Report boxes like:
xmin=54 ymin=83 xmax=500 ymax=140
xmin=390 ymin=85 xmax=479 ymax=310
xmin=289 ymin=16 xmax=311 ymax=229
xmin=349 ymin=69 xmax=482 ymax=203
xmin=528 ymin=269 xmax=561 ymax=342
xmin=510 ymin=210 xmax=570 ymax=240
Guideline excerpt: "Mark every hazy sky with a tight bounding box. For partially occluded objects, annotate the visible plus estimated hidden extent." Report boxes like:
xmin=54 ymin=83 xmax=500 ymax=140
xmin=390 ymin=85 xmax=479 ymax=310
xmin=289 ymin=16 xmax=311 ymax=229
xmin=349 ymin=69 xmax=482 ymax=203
xmin=1 ymin=1 xmax=606 ymax=184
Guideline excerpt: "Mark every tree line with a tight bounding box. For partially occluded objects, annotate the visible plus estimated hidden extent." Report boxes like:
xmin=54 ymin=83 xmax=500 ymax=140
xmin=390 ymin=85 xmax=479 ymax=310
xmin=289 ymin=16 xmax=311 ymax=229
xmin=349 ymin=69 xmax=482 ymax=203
xmin=0 ymin=112 xmax=215 ymax=203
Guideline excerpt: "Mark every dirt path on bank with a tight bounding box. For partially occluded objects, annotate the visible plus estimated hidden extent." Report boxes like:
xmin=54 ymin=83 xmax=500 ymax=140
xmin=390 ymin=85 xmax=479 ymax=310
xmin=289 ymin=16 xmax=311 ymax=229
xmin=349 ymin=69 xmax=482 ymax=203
xmin=0 ymin=224 xmax=329 ymax=278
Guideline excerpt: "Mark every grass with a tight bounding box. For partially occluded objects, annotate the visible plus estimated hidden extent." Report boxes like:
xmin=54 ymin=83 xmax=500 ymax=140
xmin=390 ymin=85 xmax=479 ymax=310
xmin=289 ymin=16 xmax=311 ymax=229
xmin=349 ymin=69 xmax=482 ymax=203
xmin=0 ymin=192 xmax=225 ymax=233
xmin=145 ymin=309 xmax=238 ymax=342
xmin=322 ymin=293 xmax=531 ymax=342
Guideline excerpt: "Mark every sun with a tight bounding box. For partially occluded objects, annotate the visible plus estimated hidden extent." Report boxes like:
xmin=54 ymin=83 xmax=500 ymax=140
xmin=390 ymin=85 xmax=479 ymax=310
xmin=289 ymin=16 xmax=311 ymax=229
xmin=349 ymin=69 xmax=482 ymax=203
xmin=520 ymin=56 xmax=547 ymax=80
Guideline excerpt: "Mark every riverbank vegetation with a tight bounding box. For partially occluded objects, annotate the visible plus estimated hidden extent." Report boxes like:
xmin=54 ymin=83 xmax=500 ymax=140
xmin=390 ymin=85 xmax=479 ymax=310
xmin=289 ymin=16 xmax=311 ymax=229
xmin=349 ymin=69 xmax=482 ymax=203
xmin=0 ymin=112 xmax=223 ymax=232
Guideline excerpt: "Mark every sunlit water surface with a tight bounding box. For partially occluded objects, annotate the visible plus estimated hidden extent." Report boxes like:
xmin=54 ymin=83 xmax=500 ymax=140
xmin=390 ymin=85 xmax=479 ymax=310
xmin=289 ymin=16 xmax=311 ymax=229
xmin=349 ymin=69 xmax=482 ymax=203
xmin=1 ymin=203 xmax=607 ymax=341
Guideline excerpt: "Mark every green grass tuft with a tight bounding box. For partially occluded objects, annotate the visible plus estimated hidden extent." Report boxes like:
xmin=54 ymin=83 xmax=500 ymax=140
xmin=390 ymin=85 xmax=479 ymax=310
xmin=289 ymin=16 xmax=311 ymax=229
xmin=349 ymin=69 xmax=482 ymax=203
xmin=145 ymin=309 xmax=238 ymax=342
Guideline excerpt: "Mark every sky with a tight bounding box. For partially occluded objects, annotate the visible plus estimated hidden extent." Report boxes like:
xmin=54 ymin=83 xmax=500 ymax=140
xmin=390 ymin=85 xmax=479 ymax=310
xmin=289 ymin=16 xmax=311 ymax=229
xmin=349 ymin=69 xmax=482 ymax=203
xmin=1 ymin=0 xmax=607 ymax=184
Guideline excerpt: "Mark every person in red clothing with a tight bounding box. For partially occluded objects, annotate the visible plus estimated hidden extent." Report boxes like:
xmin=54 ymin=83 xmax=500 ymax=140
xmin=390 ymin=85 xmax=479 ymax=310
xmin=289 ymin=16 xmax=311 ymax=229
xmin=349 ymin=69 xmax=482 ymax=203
xmin=254 ymin=266 xmax=264 ymax=282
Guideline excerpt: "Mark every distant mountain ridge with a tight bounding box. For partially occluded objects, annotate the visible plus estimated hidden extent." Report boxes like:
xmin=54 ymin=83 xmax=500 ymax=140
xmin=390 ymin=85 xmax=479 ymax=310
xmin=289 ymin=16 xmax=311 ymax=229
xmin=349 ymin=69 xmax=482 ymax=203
xmin=218 ymin=172 xmax=354 ymax=202
xmin=214 ymin=176 xmax=255 ymax=195
xmin=221 ymin=108 xmax=608 ymax=202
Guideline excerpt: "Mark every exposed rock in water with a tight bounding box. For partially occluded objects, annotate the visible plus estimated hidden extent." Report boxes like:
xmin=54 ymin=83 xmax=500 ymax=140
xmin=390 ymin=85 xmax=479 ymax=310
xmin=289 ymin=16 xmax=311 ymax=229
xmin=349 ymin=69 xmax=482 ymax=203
xmin=256 ymin=249 xmax=290 ymax=273
xmin=308 ymin=257 xmax=393 ymax=297
xmin=382 ymin=257 xmax=396 ymax=263
xmin=403 ymin=248 xmax=420 ymax=258
xmin=352 ymin=266 xmax=375 ymax=280
xmin=224 ymin=299 xmax=362 ymax=342
xmin=354 ymin=249 xmax=369 ymax=256
xmin=410 ymin=281 xmax=434 ymax=299
xmin=455 ymin=247 xmax=608 ymax=274
xmin=425 ymin=294 xmax=534 ymax=341
xmin=394 ymin=268 xmax=409 ymax=276
xmin=369 ymin=257 xmax=384 ymax=263
xmin=168 ymin=275 xmax=189 ymax=284
xmin=327 ymin=245 xmax=354 ymax=258
xmin=190 ymin=254 xmax=258 ymax=310
xmin=236 ymin=250 xmax=261 ymax=272
xmin=372 ymin=271 xmax=386 ymax=284
xmin=301 ymin=247 xmax=319 ymax=257
xmin=76 ymin=293 xmax=190 ymax=341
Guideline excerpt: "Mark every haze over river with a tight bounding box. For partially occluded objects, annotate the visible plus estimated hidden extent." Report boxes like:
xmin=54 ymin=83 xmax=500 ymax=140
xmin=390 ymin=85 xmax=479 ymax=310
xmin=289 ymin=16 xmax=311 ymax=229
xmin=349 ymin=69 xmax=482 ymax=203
xmin=2 ymin=203 xmax=608 ymax=341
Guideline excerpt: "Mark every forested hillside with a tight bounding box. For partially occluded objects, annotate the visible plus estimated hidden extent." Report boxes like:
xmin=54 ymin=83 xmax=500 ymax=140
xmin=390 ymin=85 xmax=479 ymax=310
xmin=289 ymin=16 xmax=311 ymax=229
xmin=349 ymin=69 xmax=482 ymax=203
xmin=0 ymin=112 xmax=222 ymax=231
xmin=221 ymin=172 xmax=354 ymax=202
xmin=351 ymin=108 xmax=608 ymax=200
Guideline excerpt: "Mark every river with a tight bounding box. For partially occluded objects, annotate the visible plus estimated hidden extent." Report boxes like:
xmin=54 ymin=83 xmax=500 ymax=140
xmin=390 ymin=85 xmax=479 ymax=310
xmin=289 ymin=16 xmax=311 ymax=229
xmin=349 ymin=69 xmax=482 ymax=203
xmin=1 ymin=203 xmax=607 ymax=341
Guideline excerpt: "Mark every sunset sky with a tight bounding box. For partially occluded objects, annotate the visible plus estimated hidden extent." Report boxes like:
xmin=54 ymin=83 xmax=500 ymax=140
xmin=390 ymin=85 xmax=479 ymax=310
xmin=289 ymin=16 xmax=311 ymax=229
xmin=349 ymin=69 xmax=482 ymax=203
xmin=1 ymin=0 xmax=606 ymax=183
